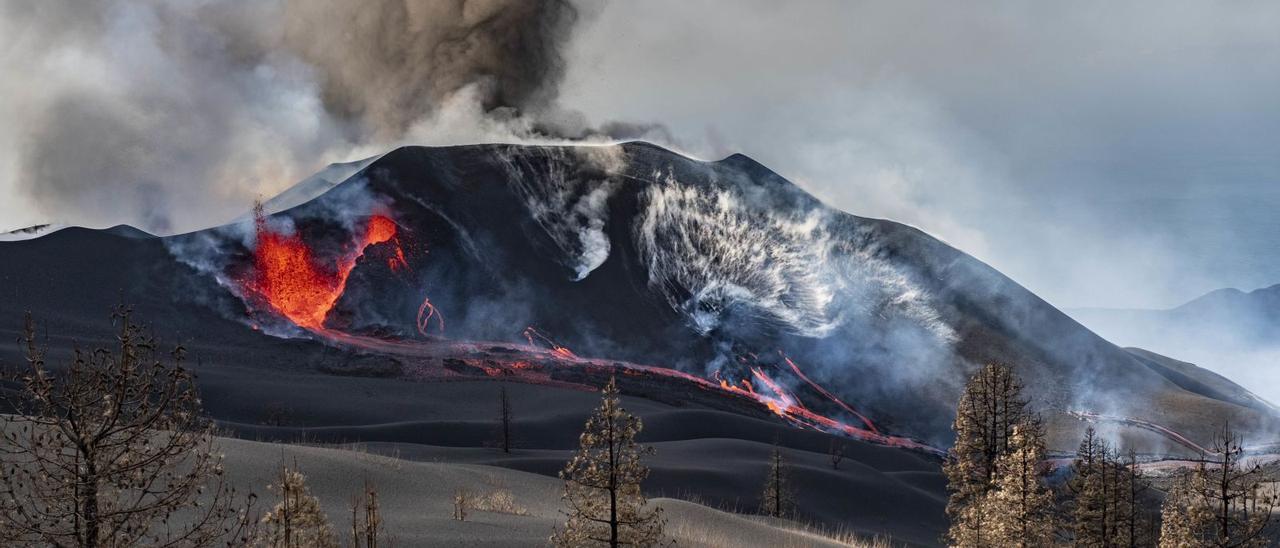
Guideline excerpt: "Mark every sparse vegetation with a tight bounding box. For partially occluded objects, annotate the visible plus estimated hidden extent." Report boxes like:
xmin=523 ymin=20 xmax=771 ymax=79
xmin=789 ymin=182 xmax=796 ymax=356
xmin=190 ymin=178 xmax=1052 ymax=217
xmin=453 ymin=488 xmax=470 ymax=521
xmin=349 ymin=479 xmax=384 ymax=548
xmin=259 ymin=461 xmax=339 ymax=548
xmin=552 ymin=376 xmax=667 ymax=547
xmin=1158 ymin=423 xmax=1276 ymax=547
xmin=470 ymin=489 xmax=529 ymax=515
xmin=0 ymin=307 xmax=256 ymax=546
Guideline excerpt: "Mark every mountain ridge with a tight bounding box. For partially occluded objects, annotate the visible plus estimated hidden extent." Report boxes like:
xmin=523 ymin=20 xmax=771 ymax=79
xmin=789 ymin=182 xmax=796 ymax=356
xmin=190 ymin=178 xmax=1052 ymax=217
xmin=2 ymin=142 xmax=1276 ymax=454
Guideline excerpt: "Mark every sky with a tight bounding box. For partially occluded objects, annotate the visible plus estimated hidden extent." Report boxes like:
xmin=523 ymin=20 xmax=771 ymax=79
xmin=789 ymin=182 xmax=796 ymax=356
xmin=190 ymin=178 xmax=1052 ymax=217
xmin=1 ymin=0 xmax=1279 ymax=310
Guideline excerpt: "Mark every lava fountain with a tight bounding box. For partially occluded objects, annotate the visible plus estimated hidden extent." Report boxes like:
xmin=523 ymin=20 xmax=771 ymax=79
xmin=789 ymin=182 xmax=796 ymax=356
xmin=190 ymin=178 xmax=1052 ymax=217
xmin=244 ymin=208 xmax=409 ymax=330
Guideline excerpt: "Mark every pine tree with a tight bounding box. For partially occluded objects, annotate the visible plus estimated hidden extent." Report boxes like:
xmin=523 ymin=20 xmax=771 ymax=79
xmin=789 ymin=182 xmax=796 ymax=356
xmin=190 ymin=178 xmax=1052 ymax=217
xmin=1159 ymin=464 xmax=1212 ymax=548
xmin=984 ymin=420 xmax=1056 ymax=547
xmin=1071 ymin=427 xmax=1113 ymax=547
xmin=259 ymin=462 xmax=339 ymax=548
xmin=1115 ymin=448 xmax=1153 ymax=548
xmin=944 ymin=363 xmax=1030 ymax=546
xmin=760 ymin=444 xmax=797 ymax=519
xmin=552 ymin=377 xmax=666 ymax=547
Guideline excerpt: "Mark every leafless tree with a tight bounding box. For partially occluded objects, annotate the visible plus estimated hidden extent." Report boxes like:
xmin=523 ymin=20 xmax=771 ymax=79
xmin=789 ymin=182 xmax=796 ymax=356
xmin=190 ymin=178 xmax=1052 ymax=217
xmin=0 ymin=307 xmax=256 ymax=547
xmin=828 ymin=439 xmax=846 ymax=470
xmin=349 ymin=479 xmax=383 ymax=548
xmin=1160 ymin=422 xmax=1275 ymax=547
xmin=497 ymin=385 xmax=513 ymax=454
xmin=453 ymin=489 xmax=470 ymax=522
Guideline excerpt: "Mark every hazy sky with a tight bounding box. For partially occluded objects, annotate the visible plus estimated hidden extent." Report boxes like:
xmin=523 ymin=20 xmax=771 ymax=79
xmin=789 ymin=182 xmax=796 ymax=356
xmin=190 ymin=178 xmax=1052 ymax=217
xmin=559 ymin=1 xmax=1280 ymax=309
xmin=2 ymin=1 xmax=1278 ymax=310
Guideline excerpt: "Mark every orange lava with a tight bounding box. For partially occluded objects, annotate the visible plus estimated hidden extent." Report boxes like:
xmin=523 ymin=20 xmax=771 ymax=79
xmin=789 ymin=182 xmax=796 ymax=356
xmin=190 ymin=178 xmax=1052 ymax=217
xmin=522 ymin=327 xmax=578 ymax=359
xmin=246 ymin=210 xmax=404 ymax=330
xmin=416 ymin=294 xmax=445 ymax=335
xmin=781 ymin=354 xmax=880 ymax=434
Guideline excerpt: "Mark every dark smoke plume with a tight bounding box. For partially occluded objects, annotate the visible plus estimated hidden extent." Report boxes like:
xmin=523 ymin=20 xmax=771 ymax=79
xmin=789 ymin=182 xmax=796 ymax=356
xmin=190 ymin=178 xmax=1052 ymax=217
xmin=279 ymin=0 xmax=578 ymax=140
xmin=1 ymin=0 xmax=598 ymax=233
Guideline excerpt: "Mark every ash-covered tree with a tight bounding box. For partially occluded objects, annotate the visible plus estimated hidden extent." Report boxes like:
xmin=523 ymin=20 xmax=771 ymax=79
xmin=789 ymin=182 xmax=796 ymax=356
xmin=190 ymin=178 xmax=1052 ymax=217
xmin=258 ymin=462 xmax=338 ymax=548
xmin=552 ymin=376 xmax=666 ymax=547
xmin=760 ymin=444 xmax=797 ymax=519
xmin=1115 ymin=448 xmax=1155 ymax=548
xmin=0 ymin=308 xmax=256 ymax=547
xmin=1159 ymin=462 xmax=1213 ymax=548
xmin=1070 ymin=429 xmax=1157 ymax=548
xmin=1159 ymin=423 xmax=1275 ymax=548
xmin=1070 ymin=427 xmax=1115 ymax=546
xmin=944 ymin=362 xmax=1030 ymax=546
xmin=983 ymin=419 xmax=1056 ymax=547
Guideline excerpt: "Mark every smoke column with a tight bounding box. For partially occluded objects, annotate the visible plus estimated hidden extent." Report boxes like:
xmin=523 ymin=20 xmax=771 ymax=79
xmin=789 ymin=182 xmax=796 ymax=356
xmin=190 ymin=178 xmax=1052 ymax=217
xmin=0 ymin=0 xmax=633 ymax=233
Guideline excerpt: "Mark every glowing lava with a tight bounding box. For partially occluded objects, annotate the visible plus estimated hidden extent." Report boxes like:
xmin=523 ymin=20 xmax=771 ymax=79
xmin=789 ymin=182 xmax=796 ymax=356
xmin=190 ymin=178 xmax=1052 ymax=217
xmin=417 ymin=294 xmax=445 ymax=335
xmin=522 ymin=327 xmax=578 ymax=359
xmin=781 ymin=353 xmax=880 ymax=434
xmin=245 ymin=209 xmax=405 ymax=330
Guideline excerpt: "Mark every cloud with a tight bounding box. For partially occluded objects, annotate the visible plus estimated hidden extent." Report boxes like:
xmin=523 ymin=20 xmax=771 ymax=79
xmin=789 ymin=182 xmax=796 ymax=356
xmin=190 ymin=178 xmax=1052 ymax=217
xmin=4 ymin=0 xmax=1280 ymax=315
xmin=556 ymin=0 xmax=1280 ymax=310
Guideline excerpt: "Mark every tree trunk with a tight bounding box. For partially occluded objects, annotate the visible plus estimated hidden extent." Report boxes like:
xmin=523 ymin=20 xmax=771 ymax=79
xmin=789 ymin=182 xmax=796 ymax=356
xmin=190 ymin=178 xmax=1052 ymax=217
xmin=608 ymin=410 xmax=618 ymax=548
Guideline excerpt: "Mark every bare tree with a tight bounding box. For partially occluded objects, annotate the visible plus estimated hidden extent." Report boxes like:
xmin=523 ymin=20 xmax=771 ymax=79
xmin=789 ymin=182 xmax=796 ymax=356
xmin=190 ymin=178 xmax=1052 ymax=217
xmin=760 ymin=444 xmax=797 ymax=519
xmin=497 ymin=385 xmax=513 ymax=454
xmin=552 ymin=376 xmax=666 ymax=547
xmin=828 ymin=439 xmax=846 ymax=471
xmin=349 ymin=479 xmax=384 ymax=548
xmin=453 ymin=488 xmax=470 ymax=522
xmin=259 ymin=461 xmax=338 ymax=548
xmin=0 ymin=307 xmax=256 ymax=546
xmin=1160 ymin=423 xmax=1275 ymax=548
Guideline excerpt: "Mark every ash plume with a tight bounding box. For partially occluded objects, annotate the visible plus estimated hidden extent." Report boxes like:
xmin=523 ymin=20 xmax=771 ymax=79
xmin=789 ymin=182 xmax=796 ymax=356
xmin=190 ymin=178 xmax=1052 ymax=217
xmin=278 ymin=0 xmax=579 ymax=141
xmin=0 ymin=0 xmax=620 ymax=234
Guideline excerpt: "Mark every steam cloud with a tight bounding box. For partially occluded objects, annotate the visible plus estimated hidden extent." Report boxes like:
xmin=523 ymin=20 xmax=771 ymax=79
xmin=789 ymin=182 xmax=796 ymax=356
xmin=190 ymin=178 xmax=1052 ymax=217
xmin=0 ymin=0 xmax=629 ymax=233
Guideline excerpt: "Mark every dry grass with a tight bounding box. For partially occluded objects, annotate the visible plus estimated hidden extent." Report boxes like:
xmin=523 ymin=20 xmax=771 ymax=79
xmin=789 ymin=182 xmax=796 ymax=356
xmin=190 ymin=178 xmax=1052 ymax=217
xmin=468 ymin=489 xmax=529 ymax=516
xmin=666 ymin=516 xmax=894 ymax=548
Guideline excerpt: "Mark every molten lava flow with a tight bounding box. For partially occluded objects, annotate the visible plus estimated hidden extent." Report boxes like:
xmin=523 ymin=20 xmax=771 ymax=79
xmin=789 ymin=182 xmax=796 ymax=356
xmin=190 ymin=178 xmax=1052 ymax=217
xmin=522 ymin=327 xmax=578 ymax=359
xmin=246 ymin=211 xmax=408 ymax=330
xmin=366 ymin=215 xmax=409 ymax=271
xmin=416 ymin=294 xmax=444 ymax=335
xmin=710 ymin=362 xmax=942 ymax=452
xmin=780 ymin=353 xmax=880 ymax=434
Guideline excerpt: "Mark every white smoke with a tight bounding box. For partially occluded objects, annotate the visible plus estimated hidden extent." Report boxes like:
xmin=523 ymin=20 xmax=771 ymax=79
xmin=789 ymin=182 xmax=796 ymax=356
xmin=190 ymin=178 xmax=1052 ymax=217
xmin=635 ymin=166 xmax=955 ymax=343
xmin=496 ymin=145 xmax=628 ymax=281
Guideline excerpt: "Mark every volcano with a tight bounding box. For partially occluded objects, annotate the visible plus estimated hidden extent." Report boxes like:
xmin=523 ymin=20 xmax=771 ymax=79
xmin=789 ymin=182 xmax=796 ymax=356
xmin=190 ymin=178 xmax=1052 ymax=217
xmin=1 ymin=142 xmax=1276 ymax=457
